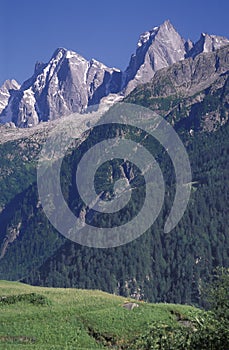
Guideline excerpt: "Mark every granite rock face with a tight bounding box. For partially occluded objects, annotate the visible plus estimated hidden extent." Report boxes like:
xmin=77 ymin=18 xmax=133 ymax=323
xmin=123 ymin=20 xmax=187 ymax=94
xmin=0 ymin=49 xmax=122 ymax=127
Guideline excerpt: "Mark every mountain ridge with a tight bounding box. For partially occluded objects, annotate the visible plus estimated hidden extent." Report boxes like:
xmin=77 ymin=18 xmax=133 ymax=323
xmin=1 ymin=20 xmax=229 ymax=127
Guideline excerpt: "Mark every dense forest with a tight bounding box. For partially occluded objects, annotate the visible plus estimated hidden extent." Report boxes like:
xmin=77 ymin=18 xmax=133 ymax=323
xmin=0 ymin=94 xmax=228 ymax=305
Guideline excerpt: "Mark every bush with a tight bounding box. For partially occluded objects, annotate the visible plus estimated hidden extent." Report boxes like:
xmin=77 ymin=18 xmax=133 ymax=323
xmin=127 ymin=268 xmax=229 ymax=349
xmin=0 ymin=292 xmax=50 ymax=306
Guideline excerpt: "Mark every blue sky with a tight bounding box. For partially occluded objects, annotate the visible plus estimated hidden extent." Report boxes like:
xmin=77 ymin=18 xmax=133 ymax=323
xmin=0 ymin=0 xmax=228 ymax=85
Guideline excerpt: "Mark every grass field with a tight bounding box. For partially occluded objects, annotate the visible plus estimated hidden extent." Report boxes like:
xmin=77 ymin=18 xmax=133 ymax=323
xmin=0 ymin=280 xmax=202 ymax=349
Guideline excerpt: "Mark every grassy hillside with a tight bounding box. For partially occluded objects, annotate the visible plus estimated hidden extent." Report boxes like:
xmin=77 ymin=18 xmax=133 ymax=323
xmin=0 ymin=280 xmax=202 ymax=350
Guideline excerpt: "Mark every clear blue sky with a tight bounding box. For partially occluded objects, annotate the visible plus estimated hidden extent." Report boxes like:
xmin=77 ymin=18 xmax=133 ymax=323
xmin=0 ymin=0 xmax=228 ymax=86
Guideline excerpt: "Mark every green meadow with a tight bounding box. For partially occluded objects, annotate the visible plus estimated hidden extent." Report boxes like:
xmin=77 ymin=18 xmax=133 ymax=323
xmin=0 ymin=280 xmax=202 ymax=349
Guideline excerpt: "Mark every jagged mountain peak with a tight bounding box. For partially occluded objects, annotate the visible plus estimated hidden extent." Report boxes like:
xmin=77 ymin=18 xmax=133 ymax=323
xmin=187 ymin=32 xmax=229 ymax=58
xmin=89 ymin=58 xmax=112 ymax=71
xmin=50 ymin=47 xmax=69 ymax=60
xmin=0 ymin=79 xmax=20 ymax=116
xmin=160 ymin=19 xmax=172 ymax=26
xmin=1 ymin=79 xmax=20 ymax=90
xmin=136 ymin=20 xmax=180 ymax=49
xmin=54 ymin=47 xmax=87 ymax=61
xmin=185 ymin=39 xmax=194 ymax=52
xmin=0 ymin=46 xmax=123 ymax=127
xmin=124 ymin=20 xmax=186 ymax=94
xmin=157 ymin=19 xmax=178 ymax=33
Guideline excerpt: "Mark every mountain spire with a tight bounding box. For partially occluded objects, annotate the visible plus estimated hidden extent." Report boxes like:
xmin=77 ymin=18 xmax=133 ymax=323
xmin=123 ymin=20 xmax=186 ymax=94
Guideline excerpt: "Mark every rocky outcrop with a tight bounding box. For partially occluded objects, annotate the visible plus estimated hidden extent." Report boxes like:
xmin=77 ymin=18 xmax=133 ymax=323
xmin=0 ymin=222 xmax=21 ymax=259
